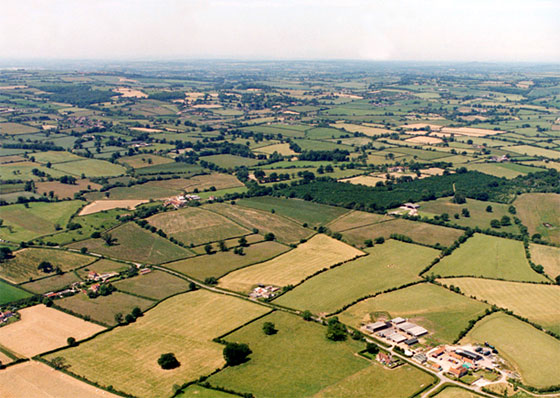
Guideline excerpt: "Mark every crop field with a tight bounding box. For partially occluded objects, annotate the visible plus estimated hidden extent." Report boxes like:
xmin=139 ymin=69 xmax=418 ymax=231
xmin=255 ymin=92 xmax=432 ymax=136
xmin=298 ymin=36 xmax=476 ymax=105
xmin=204 ymin=203 xmax=313 ymax=244
xmin=55 ymin=291 xmax=155 ymax=326
xmin=67 ymin=222 xmax=192 ymax=264
xmin=113 ymin=270 xmax=190 ymax=300
xmin=47 ymin=290 xmax=270 ymax=398
xmin=254 ymin=143 xmax=296 ymax=156
xmin=461 ymin=313 xmax=560 ymax=388
xmin=147 ymin=207 xmax=250 ymax=246
xmin=78 ymin=199 xmax=148 ymax=215
xmin=0 ymin=279 xmax=31 ymax=305
xmin=0 ymin=361 xmax=122 ymax=398
xmin=430 ymin=234 xmax=547 ymax=282
xmin=218 ymin=234 xmax=364 ymax=293
xmin=52 ymin=158 xmax=126 ymax=177
xmin=0 ymin=122 xmax=39 ymax=134
xmin=314 ymin=362 xmax=435 ymax=398
xmin=327 ymin=210 xmax=392 ymax=231
xmin=274 ymin=240 xmax=438 ymax=314
xmin=21 ymin=271 xmax=82 ymax=294
xmin=416 ymin=197 xmax=518 ymax=232
xmin=530 ymin=243 xmax=560 ymax=279
xmin=208 ymin=311 xmax=369 ymax=397
xmin=340 ymin=283 xmax=489 ymax=344
xmin=164 ymin=241 xmax=290 ymax=280
xmin=0 ymin=304 xmax=105 ymax=357
xmin=515 ymin=193 xmax=560 ymax=244
xmin=236 ymin=196 xmax=349 ymax=227
xmin=0 ymin=200 xmax=83 ymax=242
xmin=180 ymin=172 xmax=244 ymax=192
xmin=36 ymin=178 xmax=102 ymax=199
xmin=440 ymin=278 xmax=560 ymax=334
xmin=199 ymin=154 xmax=260 ymax=168
xmin=341 ymin=218 xmax=463 ymax=248
xmin=0 ymin=248 xmax=95 ymax=283
xmin=506 ymin=145 xmax=560 ymax=159
xmin=119 ymin=153 xmax=174 ymax=169
xmin=84 ymin=181 xmax=183 ymax=201
xmin=339 ymin=175 xmax=387 ymax=187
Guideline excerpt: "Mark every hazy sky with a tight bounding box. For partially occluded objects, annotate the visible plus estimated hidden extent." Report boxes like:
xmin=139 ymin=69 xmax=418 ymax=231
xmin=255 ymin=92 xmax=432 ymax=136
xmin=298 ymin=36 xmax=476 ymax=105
xmin=1 ymin=0 xmax=558 ymax=62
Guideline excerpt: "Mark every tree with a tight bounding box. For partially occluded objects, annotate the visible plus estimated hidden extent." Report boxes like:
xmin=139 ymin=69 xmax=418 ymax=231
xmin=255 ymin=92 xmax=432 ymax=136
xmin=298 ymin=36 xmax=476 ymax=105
xmin=508 ymin=205 xmax=517 ymax=215
xmin=218 ymin=240 xmax=228 ymax=252
xmin=204 ymin=244 xmax=214 ymax=254
xmin=223 ymin=342 xmax=252 ymax=366
xmin=374 ymin=237 xmax=385 ymax=244
xmin=366 ymin=343 xmax=379 ymax=355
xmin=500 ymin=216 xmax=511 ymax=226
xmin=158 ymin=353 xmax=180 ymax=370
xmin=262 ymin=322 xmax=277 ymax=335
xmin=453 ymin=192 xmax=466 ymax=204
xmin=38 ymin=261 xmax=54 ymax=273
xmin=486 ymin=205 xmax=493 ymax=213
xmin=364 ymin=239 xmax=373 ymax=247
xmin=51 ymin=356 xmax=69 ymax=370
xmin=101 ymin=232 xmax=117 ymax=246
xmin=326 ymin=317 xmax=347 ymax=341
xmin=131 ymin=307 xmax=143 ymax=318
xmin=302 ymin=310 xmax=313 ymax=321
xmin=461 ymin=208 xmax=470 ymax=217
xmin=114 ymin=312 xmax=123 ymax=324
xmin=556 ymin=275 xmax=560 ymax=285
xmin=264 ymin=232 xmax=275 ymax=241
xmin=490 ymin=219 xmax=501 ymax=229
xmin=67 ymin=337 xmax=77 ymax=347
xmin=125 ymin=313 xmax=136 ymax=323
xmin=441 ymin=213 xmax=450 ymax=222
xmin=0 ymin=247 xmax=13 ymax=261
xmin=238 ymin=236 xmax=248 ymax=247
xmin=204 ymin=277 xmax=218 ymax=285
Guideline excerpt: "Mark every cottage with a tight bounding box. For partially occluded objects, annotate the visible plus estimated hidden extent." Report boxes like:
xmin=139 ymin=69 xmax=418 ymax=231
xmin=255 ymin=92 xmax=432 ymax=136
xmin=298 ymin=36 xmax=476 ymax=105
xmin=377 ymin=352 xmax=393 ymax=366
xmin=449 ymin=366 xmax=468 ymax=378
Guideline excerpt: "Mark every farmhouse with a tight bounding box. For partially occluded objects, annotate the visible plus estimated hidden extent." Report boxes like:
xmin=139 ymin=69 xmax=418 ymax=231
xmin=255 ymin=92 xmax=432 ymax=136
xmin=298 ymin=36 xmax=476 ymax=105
xmin=448 ymin=365 xmax=468 ymax=378
xmin=249 ymin=285 xmax=279 ymax=299
xmin=377 ymin=352 xmax=394 ymax=366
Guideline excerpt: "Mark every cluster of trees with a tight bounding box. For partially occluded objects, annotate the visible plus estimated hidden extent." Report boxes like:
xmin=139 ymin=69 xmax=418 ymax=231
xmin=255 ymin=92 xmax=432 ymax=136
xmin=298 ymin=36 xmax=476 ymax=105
xmin=38 ymin=84 xmax=117 ymax=107
xmin=298 ymin=149 xmax=349 ymax=162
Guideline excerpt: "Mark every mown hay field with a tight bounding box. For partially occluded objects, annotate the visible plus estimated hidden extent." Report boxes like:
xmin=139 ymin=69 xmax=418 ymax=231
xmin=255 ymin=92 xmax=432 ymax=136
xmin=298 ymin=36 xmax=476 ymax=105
xmin=0 ymin=305 xmax=104 ymax=357
xmin=339 ymin=283 xmax=489 ymax=344
xmin=68 ymin=222 xmax=192 ymax=264
xmin=113 ymin=270 xmax=190 ymax=300
xmin=0 ymin=361 xmax=122 ymax=398
xmin=327 ymin=210 xmax=391 ymax=231
xmin=204 ymin=203 xmax=313 ymax=244
xmin=0 ymin=248 xmax=95 ymax=283
xmin=237 ymin=196 xmax=349 ymax=227
xmin=36 ymin=178 xmax=102 ymax=199
xmin=208 ymin=311 xmax=368 ymax=397
xmin=338 ymin=175 xmax=387 ymax=187
xmin=165 ymin=241 xmax=290 ymax=280
xmin=430 ymin=234 xmax=547 ymax=282
xmin=461 ymin=312 xmax=560 ymax=389
xmin=440 ymin=278 xmax=560 ymax=335
xmin=180 ymin=172 xmax=244 ymax=192
xmin=530 ymin=243 xmax=560 ymax=279
xmin=148 ymin=207 xmax=250 ymax=246
xmin=254 ymin=143 xmax=296 ymax=156
xmin=47 ymin=290 xmax=270 ymax=398
xmin=79 ymin=199 xmax=148 ymax=215
xmin=218 ymin=234 xmax=364 ymax=293
xmin=55 ymin=291 xmax=155 ymax=326
xmin=515 ymin=193 xmax=560 ymax=244
xmin=274 ymin=240 xmax=438 ymax=314
xmin=0 ymin=200 xmax=84 ymax=242
xmin=177 ymin=385 xmax=236 ymax=398
xmin=21 ymin=272 xmax=82 ymax=294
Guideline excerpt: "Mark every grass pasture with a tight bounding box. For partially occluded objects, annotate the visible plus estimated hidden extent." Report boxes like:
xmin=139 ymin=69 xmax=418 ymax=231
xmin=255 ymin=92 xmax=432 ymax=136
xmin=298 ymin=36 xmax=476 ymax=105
xmin=515 ymin=193 xmax=560 ymax=244
xmin=147 ymin=207 xmax=250 ymax=246
xmin=0 ymin=248 xmax=95 ymax=283
xmin=0 ymin=279 xmax=32 ymax=305
xmin=530 ymin=243 xmax=560 ymax=279
xmin=440 ymin=278 xmax=560 ymax=335
xmin=200 ymin=154 xmax=260 ymax=168
xmin=237 ymin=196 xmax=349 ymax=227
xmin=0 ymin=361 xmax=122 ymax=398
xmin=119 ymin=153 xmax=173 ymax=169
xmin=178 ymin=385 xmax=237 ymax=398
xmin=327 ymin=210 xmax=392 ymax=231
xmin=218 ymin=234 xmax=364 ymax=293
xmin=67 ymin=222 xmax=191 ymax=264
xmin=339 ymin=283 xmax=489 ymax=344
xmin=461 ymin=312 xmax=560 ymax=389
xmin=274 ymin=240 xmax=439 ymax=314
xmin=0 ymin=161 xmax=67 ymax=180
xmin=21 ymin=271 xmax=82 ymax=294
xmin=0 ymin=305 xmax=104 ymax=357
xmin=31 ymin=150 xmax=84 ymax=164
xmin=84 ymin=181 xmax=183 ymax=201
xmin=506 ymin=145 xmax=560 ymax=160
xmin=204 ymin=203 xmax=312 ymax=244
xmin=113 ymin=270 xmax=190 ymax=300
xmin=52 ymin=158 xmax=126 ymax=177
xmin=164 ymin=241 xmax=290 ymax=280
xmin=36 ymin=178 xmax=102 ymax=199
xmin=76 ymin=259 xmax=130 ymax=278
xmin=55 ymin=291 xmax=155 ymax=326
xmin=465 ymin=162 xmax=544 ymax=178
xmin=181 ymin=172 xmax=244 ymax=192
xmin=0 ymin=122 xmax=39 ymax=134
xmin=47 ymin=290 xmax=270 ymax=398
xmin=208 ymin=311 xmax=369 ymax=398
xmin=0 ymin=200 xmax=84 ymax=242
xmin=431 ymin=386 xmax=479 ymax=398
xmin=430 ymin=234 xmax=547 ymax=282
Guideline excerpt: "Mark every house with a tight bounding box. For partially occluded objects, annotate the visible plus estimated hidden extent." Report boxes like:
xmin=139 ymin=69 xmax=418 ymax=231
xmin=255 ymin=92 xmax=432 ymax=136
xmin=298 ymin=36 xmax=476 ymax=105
xmin=377 ymin=352 xmax=393 ymax=366
xmin=87 ymin=271 xmax=99 ymax=281
xmin=89 ymin=283 xmax=101 ymax=293
xmin=449 ymin=366 xmax=468 ymax=378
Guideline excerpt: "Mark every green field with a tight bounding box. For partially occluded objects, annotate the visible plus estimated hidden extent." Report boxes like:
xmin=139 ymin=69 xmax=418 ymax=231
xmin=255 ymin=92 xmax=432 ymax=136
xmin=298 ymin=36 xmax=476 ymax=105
xmin=67 ymin=222 xmax=192 ymax=264
xmin=84 ymin=181 xmax=183 ymax=201
xmin=236 ymin=197 xmax=349 ymax=227
xmin=0 ymin=279 xmax=32 ymax=305
xmin=55 ymin=291 xmax=155 ymax=326
xmin=0 ymin=122 xmax=39 ymax=134
xmin=204 ymin=203 xmax=313 ymax=244
xmin=31 ymin=150 xmax=84 ymax=164
xmin=147 ymin=207 xmax=250 ymax=246
xmin=119 ymin=153 xmax=173 ymax=169
xmin=515 ymin=193 xmax=560 ymax=244
xmin=430 ymin=234 xmax=547 ymax=282
xmin=47 ymin=290 xmax=270 ymax=398
xmin=164 ymin=241 xmax=289 ymax=280
xmin=200 ymin=154 xmax=260 ymax=168
xmin=208 ymin=311 xmax=370 ymax=397
xmin=507 ymin=145 xmax=560 ymax=160
xmin=466 ymin=162 xmax=545 ymax=178
xmin=339 ymin=283 xmax=489 ymax=344
xmin=431 ymin=386 xmax=479 ymax=398
xmin=440 ymin=278 xmax=560 ymax=335
xmin=20 ymin=271 xmax=82 ymax=294
xmin=51 ymin=158 xmax=126 ymax=177
xmin=0 ymin=200 xmax=84 ymax=242
xmin=177 ymin=385 xmax=237 ymax=398
xmin=0 ymin=248 xmax=95 ymax=283
xmin=113 ymin=270 xmax=190 ymax=300
xmin=274 ymin=240 xmax=439 ymax=314
xmin=461 ymin=312 xmax=560 ymax=389
xmin=530 ymin=243 xmax=560 ymax=279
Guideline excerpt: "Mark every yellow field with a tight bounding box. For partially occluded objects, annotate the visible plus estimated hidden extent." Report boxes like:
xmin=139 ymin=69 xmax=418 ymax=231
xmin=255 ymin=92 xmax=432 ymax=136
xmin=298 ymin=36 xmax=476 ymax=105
xmin=440 ymin=277 xmax=560 ymax=334
xmin=0 ymin=305 xmax=105 ymax=357
xmin=218 ymin=234 xmax=364 ymax=293
xmin=0 ymin=361 xmax=121 ymax=398
xmin=181 ymin=173 xmax=244 ymax=192
xmin=338 ymin=175 xmax=386 ymax=187
xmin=405 ymin=135 xmax=443 ymax=144
xmin=327 ymin=210 xmax=392 ymax=231
xmin=255 ymin=143 xmax=296 ymax=156
xmin=113 ymin=87 xmax=147 ymax=98
xmin=79 ymin=199 xmax=148 ymax=215
xmin=0 ymin=122 xmax=39 ymax=135
xmin=46 ymin=290 xmax=269 ymax=398
xmin=441 ymin=127 xmax=504 ymax=136
xmin=530 ymin=243 xmax=560 ymax=279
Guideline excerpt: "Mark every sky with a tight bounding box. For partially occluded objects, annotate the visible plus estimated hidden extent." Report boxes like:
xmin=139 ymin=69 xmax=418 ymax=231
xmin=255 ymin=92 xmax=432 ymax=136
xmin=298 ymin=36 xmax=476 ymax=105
xmin=0 ymin=0 xmax=559 ymax=62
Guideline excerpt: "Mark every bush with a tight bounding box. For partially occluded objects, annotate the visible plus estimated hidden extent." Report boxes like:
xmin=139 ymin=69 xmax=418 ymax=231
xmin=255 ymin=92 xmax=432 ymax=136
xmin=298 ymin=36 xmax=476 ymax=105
xmin=326 ymin=317 xmax=347 ymax=341
xmin=374 ymin=237 xmax=385 ymax=244
xmin=223 ymin=342 xmax=252 ymax=366
xmin=67 ymin=337 xmax=77 ymax=347
xmin=302 ymin=310 xmax=313 ymax=321
xmin=158 ymin=353 xmax=180 ymax=370
xmin=264 ymin=232 xmax=275 ymax=241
